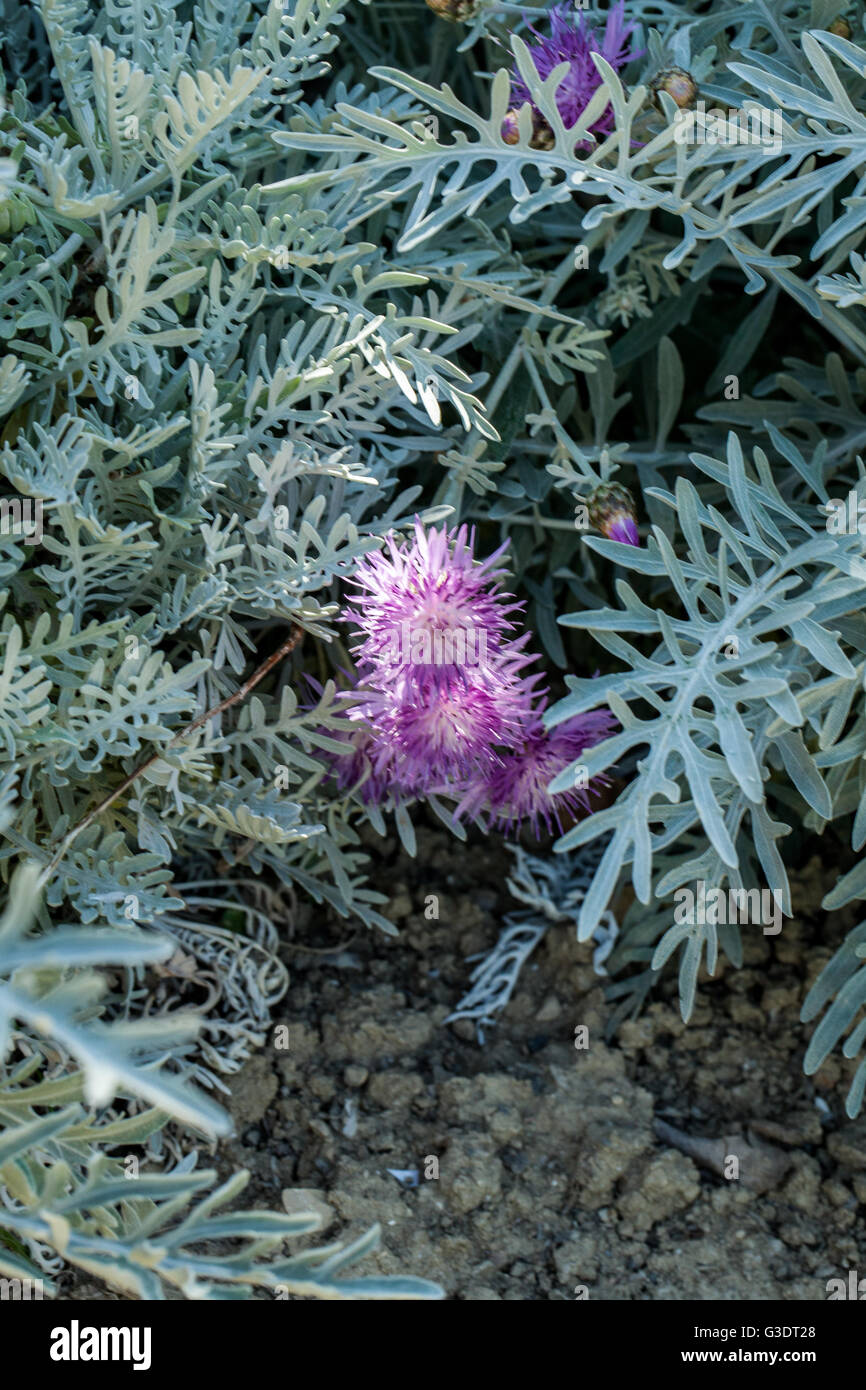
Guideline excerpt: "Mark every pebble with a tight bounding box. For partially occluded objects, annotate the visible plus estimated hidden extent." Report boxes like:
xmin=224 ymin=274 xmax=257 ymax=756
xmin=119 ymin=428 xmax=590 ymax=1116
xmin=281 ymin=1187 xmax=335 ymax=1233
xmin=451 ymin=1019 xmax=476 ymax=1041
xmin=536 ymin=995 xmax=561 ymax=1023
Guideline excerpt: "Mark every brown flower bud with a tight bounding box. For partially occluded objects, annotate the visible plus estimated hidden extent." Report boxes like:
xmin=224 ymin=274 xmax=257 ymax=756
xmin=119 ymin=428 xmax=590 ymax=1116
xmin=529 ymin=113 xmax=555 ymax=150
xmin=587 ymin=482 xmax=639 ymax=546
xmin=650 ymin=66 xmax=699 ymax=112
xmin=500 ymin=109 xmax=555 ymax=150
xmin=424 ymin=0 xmax=481 ymax=21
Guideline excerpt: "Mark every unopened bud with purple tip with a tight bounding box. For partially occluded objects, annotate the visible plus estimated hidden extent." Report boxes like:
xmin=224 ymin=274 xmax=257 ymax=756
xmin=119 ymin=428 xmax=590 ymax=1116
xmin=588 ymin=482 xmax=639 ymax=546
xmin=501 ymin=110 xmax=521 ymax=145
xmin=500 ymin=108 xmax=556 ymax=150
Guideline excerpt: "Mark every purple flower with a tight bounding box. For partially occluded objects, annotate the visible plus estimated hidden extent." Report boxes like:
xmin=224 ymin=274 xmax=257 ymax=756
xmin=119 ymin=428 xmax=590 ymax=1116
xmin=454 ymin=701 xmax=617 ymax=837
xmin=343 ymin=521 xmax=540 ymax=792
xmin=334 ymin=521 xmax=618 ymax=838
xmin=509 ymin=1 xmax=643 ymax=138
xmin=345 ymin=520 xmax=529 ymax=692
xmin=364 ymin=680 xmax=526 ymax=792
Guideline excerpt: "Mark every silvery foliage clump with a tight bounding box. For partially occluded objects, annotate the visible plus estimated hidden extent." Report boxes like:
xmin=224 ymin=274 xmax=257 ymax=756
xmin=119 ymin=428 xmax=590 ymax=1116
xmin=264 ymin=0 xmax=866 ymax=1115
xmin=2 ymin=0 xmax=866 ymax=1299
xmin=0 ymin=0 xmax=471 ymax=1300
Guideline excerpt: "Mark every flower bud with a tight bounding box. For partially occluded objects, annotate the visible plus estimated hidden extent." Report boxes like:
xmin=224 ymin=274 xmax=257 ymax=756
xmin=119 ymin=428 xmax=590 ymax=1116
xmin=501 ymin=110 xmax=520 ymax=145
xmin=424 ymin=0 xmax=481 ymax=21
xmin=829 ymin=16 xmax=852 ymax=38
xmin=500 ymin=109 xmax=555 ymax=150
xmin=650 ymin=66 xmax=699 ymax=112
xmin=529 ymin=113 xmax=555 ymax=150
xmin=588 ymin=482 xmax=639 ymax=546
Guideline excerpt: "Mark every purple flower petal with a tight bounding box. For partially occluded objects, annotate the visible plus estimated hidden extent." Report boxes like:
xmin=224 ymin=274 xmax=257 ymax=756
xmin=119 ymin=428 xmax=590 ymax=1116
xmin=456 ymin=702 xmax=617 ymax=837
xmin=608 ymin=514 xmax=640 ymax=546
xmin=510 ymin=1 xmax=643 ymax=138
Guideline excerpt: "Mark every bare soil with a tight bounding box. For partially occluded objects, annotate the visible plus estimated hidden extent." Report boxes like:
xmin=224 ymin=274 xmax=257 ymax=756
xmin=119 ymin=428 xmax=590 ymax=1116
xmin=212 ymin=824 xmax=866 ymax=1301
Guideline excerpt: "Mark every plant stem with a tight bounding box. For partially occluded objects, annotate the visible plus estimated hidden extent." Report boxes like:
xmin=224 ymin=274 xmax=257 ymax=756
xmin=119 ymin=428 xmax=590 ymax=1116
xmin=41 ymin=625 xmax=304 ymax=884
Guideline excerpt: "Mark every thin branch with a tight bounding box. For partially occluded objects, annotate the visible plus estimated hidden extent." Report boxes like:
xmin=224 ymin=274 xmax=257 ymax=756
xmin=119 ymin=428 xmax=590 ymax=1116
xmin=40 ymin=626 xmax=304 ymax=884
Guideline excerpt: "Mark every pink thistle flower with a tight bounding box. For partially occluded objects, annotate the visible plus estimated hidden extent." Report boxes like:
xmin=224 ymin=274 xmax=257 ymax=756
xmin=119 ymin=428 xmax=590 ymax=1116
xmin=345 ymin=519 xmax=530 ymax=694
xmin=455 ymin=702 xmax=617 ymax=837
xmin=369 ymin=682 xmax=523 ymax=791
xmin=337 ymin=522 xmax=619 ymax=836
xmin=509 ymin=1 xmax=643 ymax=139
xmin=341 ymin=521 xmax=541 ymax=795
xmin=300 ymin=675 xmax=408 ymax=804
